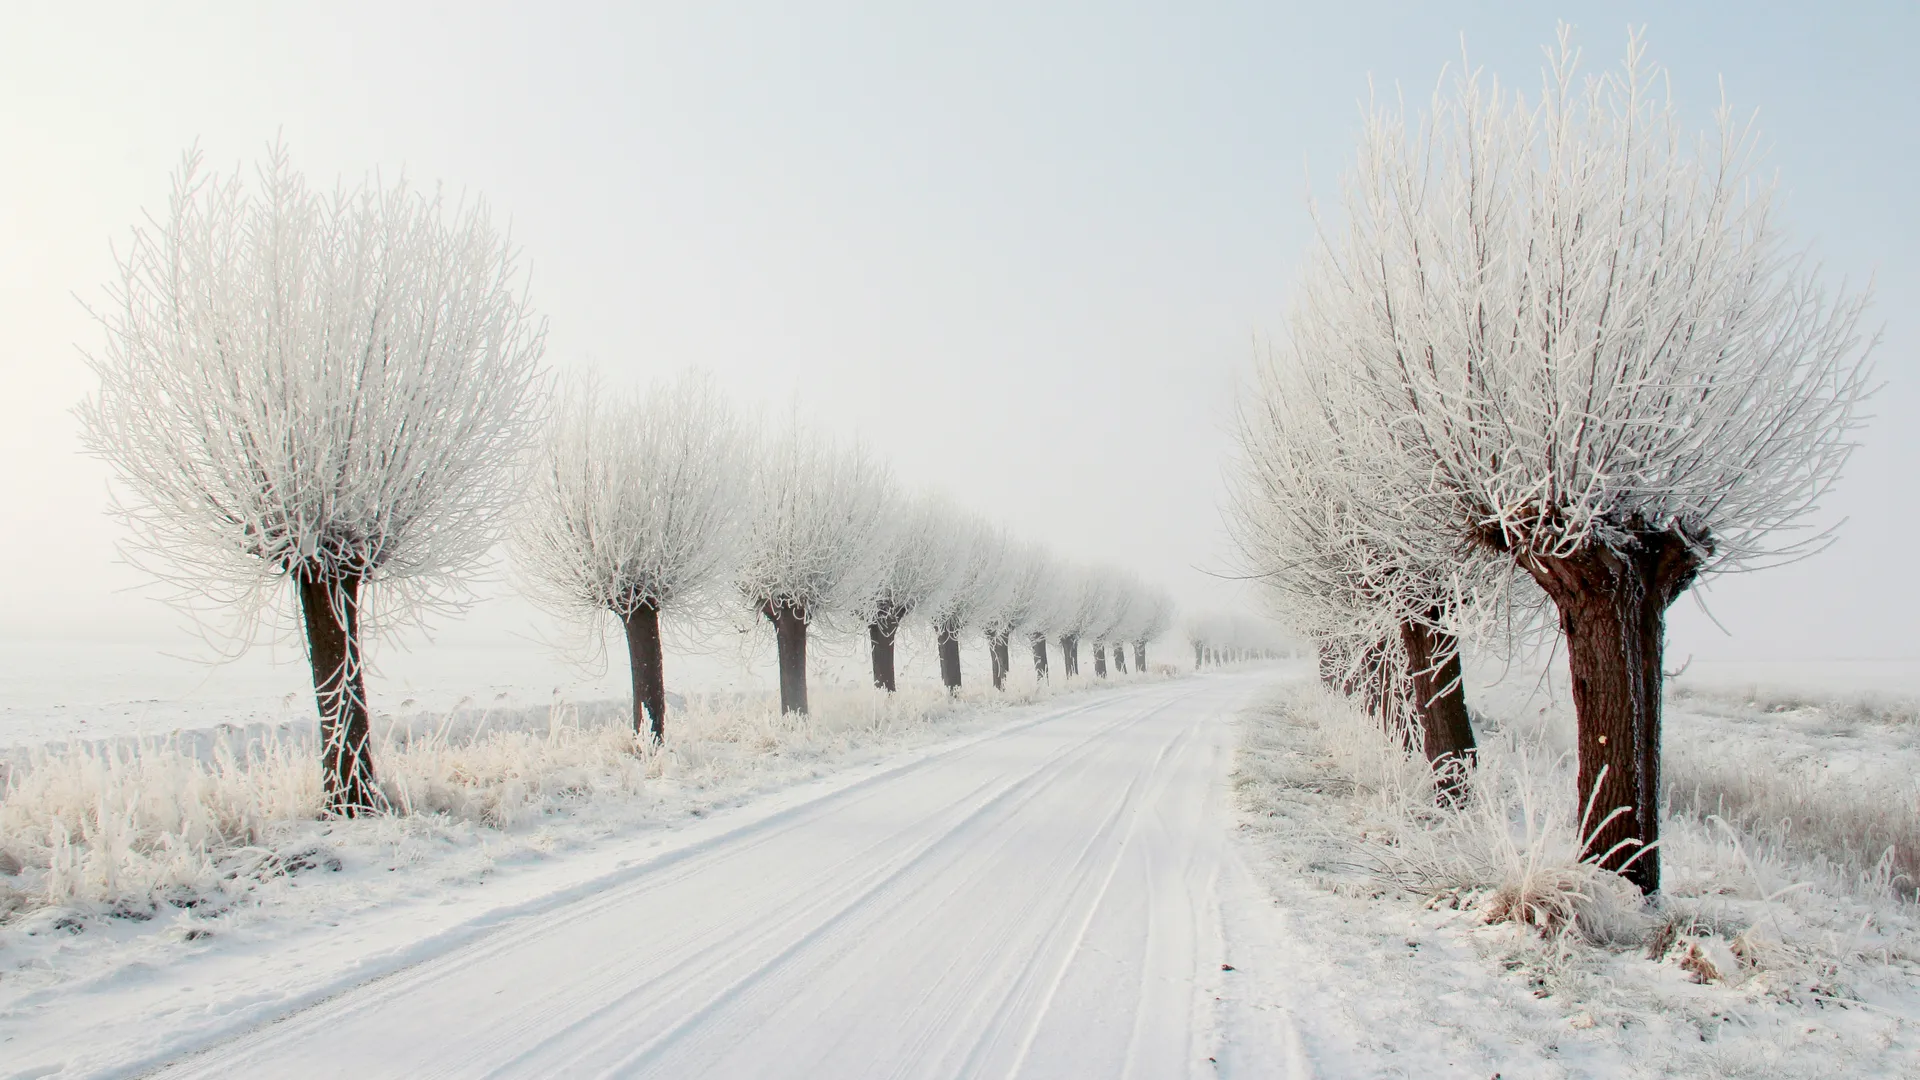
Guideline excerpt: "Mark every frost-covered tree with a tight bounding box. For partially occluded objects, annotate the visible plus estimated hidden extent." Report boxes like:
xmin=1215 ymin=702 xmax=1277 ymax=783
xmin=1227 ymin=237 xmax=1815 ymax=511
xmin=1020 ymin=561 xmax=1071 ymax=681
xmin=81 ymin=146 xmax=545 ymax=814
xmin=978 ymin=543 xmax=1049 ymax=690
xmin=1298 ymin=31 xmax=1872 ymax=890
xmin=514 ymin=372 xmax=743 ymax=740
xmin=1128 ymin=590 xmax=1175 ymax=673
xmin=923 ymin=517 xmax=1008 ymax=692
xmin=1229 ymin=343 xmax=1499 ymax=784
xmin=858 ymin=492 xmax=962 ymax=692
xmin=737 ymin=427 xmax=893 ymax=714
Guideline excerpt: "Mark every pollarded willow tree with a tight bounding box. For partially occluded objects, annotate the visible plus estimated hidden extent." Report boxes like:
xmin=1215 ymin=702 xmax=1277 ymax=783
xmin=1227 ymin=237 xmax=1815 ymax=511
xmin=858 ymin=492 xmax=963 ymax=692
xmin=1301 ymin=31 xmax=1872 ymax=892
xmin=736 ymin=426 xmax=894 ymax=714
xmin=513 ymin=372 xmax=744 ymax=740
xmin=923 ymin=516 xmax=1008 ymax=692
xmin=81 ymin=145 xmax=545 ymax=814
xmin=1229 ymin=342 xmax=1502 ymax=785
xmin=978 ymin=542 xmax=1049 ymax=690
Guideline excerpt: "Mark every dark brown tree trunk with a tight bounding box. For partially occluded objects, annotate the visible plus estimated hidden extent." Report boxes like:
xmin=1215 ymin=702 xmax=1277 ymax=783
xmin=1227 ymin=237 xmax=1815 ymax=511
xmin=1134 ymin=642 xmax=1146 ymax=672
xmin=937 ymin=623 xmax=962 ymax=692
xmin=869 ymin=605 xmax=902 ymax=692
xmin=297 ymin=571 xmax=381 ymax=816
xmin=988 ymin=632 xmax=1010 ymax=689
xmin=1093 ymin=643 xmax=1108 ymax=677
xmin=1031 ymin=633 xmax=1049 ymax=680
xmin=1524 ymin=531 xmax=1702 ymax=896
xmin=1062 ymin=634 xmax=1079 ymax=676
xmin=1398 ymin=616 xmax=1476 ymax=804
xmin=763 ymin=598 xmax=810 ymax=715
xmin=622 ymin=601 xmax=668 ymax=742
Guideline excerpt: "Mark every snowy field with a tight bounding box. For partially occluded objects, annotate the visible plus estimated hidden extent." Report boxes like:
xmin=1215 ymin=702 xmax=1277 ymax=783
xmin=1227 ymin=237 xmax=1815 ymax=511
xmin=1234 ymin=665 xmax=1920 ymax=1079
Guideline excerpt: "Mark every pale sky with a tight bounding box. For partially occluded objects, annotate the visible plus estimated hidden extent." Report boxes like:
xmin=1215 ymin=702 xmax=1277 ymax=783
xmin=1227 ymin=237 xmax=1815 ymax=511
xmin=1 ymin=1 xmax=1913 ymax=675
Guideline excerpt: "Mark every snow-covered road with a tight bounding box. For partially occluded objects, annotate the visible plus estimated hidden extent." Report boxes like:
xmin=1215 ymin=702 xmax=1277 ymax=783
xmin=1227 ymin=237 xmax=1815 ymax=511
xmin=148 ymin=673 xmax=1294 ymax=1079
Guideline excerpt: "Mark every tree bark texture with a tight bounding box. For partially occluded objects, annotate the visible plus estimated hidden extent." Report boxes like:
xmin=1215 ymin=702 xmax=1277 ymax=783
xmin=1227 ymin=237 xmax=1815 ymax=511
xmin=1397 ymin=616 xmax=1475 ymax=803
xmin=1031 ymin=633 xmax=1049 ymax=680
xmin=937 ymin=624 xmax=963 ymax=692
xmin=1134 ymin=642 xmax=1146 ymax=672
xmin=622 ymin=602 xmax=668 ymax=742
xmin=868 ymin=605 xmax=902 ymax=692
xmin=1093 ymin=643 xmax=1108 ymax=678
xmin=297 ymin=571 xmax=381 ymax=816
xmin=1524 ymin=531 xmax=1702 ymax=895
xmin=763 ymin=598 xmax=810 ymax=715
xmin=988 ymin=632 xmax=1010 ymax=690
xmin=1062 ymin=635 xmax=1080 ymax=677
xmin=1113 ymin=645 xmax=1128 ymax=674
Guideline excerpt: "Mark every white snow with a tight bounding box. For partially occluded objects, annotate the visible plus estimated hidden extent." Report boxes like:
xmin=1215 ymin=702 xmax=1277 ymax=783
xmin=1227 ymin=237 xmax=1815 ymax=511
xmin=2 ymin=672 xmax=1294 ymax=1078
xmin=6 ymin=662 xmax=1917 ymax=1078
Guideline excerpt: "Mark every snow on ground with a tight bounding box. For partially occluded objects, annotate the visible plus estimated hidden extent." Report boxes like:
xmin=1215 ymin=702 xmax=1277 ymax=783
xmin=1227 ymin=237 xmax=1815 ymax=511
xmin=1231 ymin=668 xmax=1920 ymax=1079
xmin=2 ymin=671 xmax=1283 ymax=1079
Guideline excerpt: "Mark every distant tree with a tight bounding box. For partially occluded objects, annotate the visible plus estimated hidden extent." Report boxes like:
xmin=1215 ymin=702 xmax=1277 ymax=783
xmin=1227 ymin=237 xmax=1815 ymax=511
xmin=736 ymin=427 xmax=893 ymax=714
xmin=858 ymin=493 xmax=962 ymax=692
xmin=923 ymin=517 xmax=1007 ymax=692
xmin=1130 ymin=590 xmax=1175 ymax=672
xmin=514 ymin=372 xmax=743 ymax=741
xmin=81 ymin=146 xmax=545 ymax=814
xmin=1298 ymin=31 xmax=1872 ymax=890
xmin=978 ymin=543 xmax=1049 ymax=690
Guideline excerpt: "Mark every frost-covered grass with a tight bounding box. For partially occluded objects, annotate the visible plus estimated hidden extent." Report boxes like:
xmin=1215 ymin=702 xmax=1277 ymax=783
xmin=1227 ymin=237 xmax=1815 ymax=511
xmin=0 ymin=670 xmax=1143 ymax=974
xmin=1234 ymin=679 xmax=1920 ymax=1078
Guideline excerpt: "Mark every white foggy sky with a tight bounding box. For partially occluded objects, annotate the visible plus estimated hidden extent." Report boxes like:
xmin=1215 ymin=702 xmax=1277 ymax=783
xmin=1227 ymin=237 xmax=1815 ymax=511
xmin=0 ymin=1 xmax=1914 ymax=666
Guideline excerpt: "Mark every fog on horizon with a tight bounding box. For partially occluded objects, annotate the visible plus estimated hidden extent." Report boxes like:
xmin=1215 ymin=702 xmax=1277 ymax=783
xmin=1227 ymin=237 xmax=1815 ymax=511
xmin=2 ymin=2 xmax=1914 ymax=715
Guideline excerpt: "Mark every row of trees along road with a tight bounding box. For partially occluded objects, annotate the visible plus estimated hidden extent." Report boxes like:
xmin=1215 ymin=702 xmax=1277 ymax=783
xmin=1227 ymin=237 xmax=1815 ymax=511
xmin=1228 ymin=31 xmax=1872 ymax=894
xmin=80 ymin=146 xmax=1177 ymax=817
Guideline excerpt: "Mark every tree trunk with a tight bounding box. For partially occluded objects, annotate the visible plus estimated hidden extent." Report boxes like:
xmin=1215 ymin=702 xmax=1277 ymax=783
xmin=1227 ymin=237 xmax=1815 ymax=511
xmin=868 ymin=606 xmax=902 ymax=692
xmin=1093 ymin=643 xmax=1108 ymax=678
xmin=763 ymin=598 xmax=810 ymax=715
xmin=297 ymin=571 xmax=381 ymax=816
xmin=1524 ymin=531 xmax=1702 ymax=896
xmin=1031 ymin=633 xmax=1049 ymax=680
xmin=937 ymin=624 xmax=962 ymax=692
xmin=1195 ymin=642 xmax=1205 ymax=670
xmin=988 ymin=632 xmax=1010 ymax=690
xmin=1398 ymin=615 xmax=1475 ymax=803
xmin=1062 ymin=634 xmax=1079 ymax=677
xmin=1134 ymin=642 xmax=1146 ymax=672
xmin=1113 ymin=644 xmax=1128 ymax=674
xmin=622 ymin=601 xmax=668 ymax=742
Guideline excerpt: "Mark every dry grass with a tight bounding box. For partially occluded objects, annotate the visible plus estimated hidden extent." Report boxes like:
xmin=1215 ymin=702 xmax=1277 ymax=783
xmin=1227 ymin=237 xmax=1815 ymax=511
xmin=0 ymin=673 xmax=1109 ymax=924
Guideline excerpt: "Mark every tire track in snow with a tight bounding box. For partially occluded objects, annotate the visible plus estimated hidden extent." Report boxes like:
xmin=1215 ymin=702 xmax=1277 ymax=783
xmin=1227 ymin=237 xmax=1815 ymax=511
xmin=149 ymin=675 xmax=1288 ymax=1079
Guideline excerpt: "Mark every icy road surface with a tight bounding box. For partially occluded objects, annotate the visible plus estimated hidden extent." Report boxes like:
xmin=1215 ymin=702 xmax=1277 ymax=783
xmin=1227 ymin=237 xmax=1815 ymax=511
xmin=148 ymin=673 xmax=1300 ymax=1079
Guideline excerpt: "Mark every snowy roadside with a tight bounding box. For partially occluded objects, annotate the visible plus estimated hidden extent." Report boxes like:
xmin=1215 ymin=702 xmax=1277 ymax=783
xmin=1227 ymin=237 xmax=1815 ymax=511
xmin=0 ymin=674 xmax=1168 ymax=1079
xmin=1229 ymin=679 xmax=1920 ymax=1079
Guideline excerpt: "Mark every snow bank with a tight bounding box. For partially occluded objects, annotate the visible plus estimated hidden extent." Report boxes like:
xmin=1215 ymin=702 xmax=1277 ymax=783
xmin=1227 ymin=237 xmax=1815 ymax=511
xmin=1233 ymin=679 xmax=1920 ymax=1078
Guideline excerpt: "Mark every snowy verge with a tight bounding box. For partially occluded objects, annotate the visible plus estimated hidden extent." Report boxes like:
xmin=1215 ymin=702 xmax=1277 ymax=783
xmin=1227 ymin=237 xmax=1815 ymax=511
xmin=0 ymin=673 xmax=1163 ymax=1079
xmin=1230 ymin=679 xmax=1920 ymax=1079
